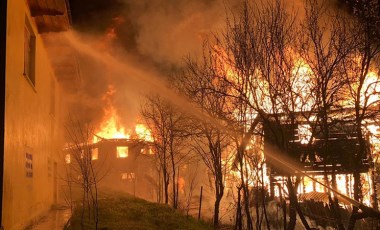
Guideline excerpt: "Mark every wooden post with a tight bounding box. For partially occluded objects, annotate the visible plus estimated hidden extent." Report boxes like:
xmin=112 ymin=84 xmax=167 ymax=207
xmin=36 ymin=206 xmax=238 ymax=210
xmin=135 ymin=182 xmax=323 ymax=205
xmin=198 ymin=186 xmax=203 ymax=220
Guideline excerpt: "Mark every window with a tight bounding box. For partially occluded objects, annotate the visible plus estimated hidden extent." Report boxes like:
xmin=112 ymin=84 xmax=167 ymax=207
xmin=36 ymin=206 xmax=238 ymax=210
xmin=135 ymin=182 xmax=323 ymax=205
xmin=65 ymin=154 xmax=71 ymax=164
xmin=141 ymin=147 xmax=154 ymax=155
xmin=24 ymin=18 xmax=36 ymax=86
xmin=25 ymin=152 xmax=33 ymax=177
xmin=117 ymin=146 xmax=128 ymax=158
xmin=121 ymin=172 xmax=135 ymax=181
xmin=92 ymin=148 xmax=98 ymax=160
xmin=298 ymin=124 xmax=312 ymax=145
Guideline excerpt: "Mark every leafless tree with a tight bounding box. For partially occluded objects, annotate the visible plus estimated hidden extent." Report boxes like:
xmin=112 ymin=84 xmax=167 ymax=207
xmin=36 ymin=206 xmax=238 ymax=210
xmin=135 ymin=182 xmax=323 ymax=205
xmin=141 ymin=94 xmax=189 ymax=209
xmin=173 ymin=0 xmax=379 ymax=229
xmin=178 ymin=50 xmax=236 ymax=228
xmin=218 ymin=1 xmax=314 ymax=229
xmin=339 ymin=7 xmax=380 ymax=229
xmin=64 ymin=118 xmax=105 ymax=230
xmin=297 ymin=1 xmax=357 ymax=228
xmin=180 ymin=160 xmax=200 ymax=217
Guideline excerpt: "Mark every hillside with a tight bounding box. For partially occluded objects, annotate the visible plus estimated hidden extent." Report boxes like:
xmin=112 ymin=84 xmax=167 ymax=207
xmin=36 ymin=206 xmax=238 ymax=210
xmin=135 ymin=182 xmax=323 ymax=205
xmin=65 ymin=192 xmax=213 ymax=230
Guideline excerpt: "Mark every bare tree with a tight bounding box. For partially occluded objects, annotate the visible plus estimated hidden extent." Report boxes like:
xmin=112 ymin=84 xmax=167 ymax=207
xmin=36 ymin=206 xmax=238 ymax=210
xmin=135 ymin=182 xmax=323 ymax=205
xmin=181 ymin=160 xmax=200 ymax=217
xmin=174 ymin=0 xmax=379 ymax=229
xmin=141 ymin=94 xmax=189 ymax=209
xmin=64 ymin=118 xmax=104 ymax=230
xmin=218 ymin=1 xmax=313 ymax=229
xmin=340 ymin=8 xmax=380 ymax=228
xmin=178 ymin=51 xmax=236 ymax=228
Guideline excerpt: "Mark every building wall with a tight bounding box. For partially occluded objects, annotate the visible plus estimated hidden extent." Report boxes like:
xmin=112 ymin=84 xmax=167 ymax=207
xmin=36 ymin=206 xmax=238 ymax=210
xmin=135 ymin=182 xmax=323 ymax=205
xmin=3 ymin=1 xmax=65 ymax=229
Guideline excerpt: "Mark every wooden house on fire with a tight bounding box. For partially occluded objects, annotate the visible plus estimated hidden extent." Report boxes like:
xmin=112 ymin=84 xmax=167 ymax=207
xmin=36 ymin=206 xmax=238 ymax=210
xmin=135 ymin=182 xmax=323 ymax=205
xmin=262 ymin=112 xmax=375 ymax=202
xmin=65 ymin=138 xmax=158 ymax=201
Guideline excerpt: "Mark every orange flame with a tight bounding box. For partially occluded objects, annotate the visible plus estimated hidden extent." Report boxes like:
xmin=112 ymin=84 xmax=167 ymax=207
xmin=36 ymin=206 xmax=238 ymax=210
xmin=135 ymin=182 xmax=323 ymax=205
xmin=93 ymin=105 xmax=130 ymax=143
xmin=216 ymin=48 xmax=377 ymax=205
xmin=135 ymin=124 xmax=154 ymax=142
xmin=93 ymin=85 xmax=130 ymax=143
xmin=362 ymin=71 xmax=380 ymax=106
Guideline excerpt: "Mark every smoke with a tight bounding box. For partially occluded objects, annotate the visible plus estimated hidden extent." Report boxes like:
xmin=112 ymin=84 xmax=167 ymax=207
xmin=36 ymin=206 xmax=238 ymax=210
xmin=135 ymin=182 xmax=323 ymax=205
xmin=59 ymin=31 xmax=228 ymax=129
xmin=124 ymin=0 xmax=240 ymax=66
xmin=48 ymin=0 xmax=243 ymax=130
xmin=55 ymin=0 xmax=345 ymax=130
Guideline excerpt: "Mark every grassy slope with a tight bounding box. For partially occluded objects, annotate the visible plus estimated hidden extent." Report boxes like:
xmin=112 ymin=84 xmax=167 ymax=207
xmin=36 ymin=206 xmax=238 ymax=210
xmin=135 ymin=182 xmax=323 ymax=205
xmin=67 ymin=192 xmax=213 ymax=230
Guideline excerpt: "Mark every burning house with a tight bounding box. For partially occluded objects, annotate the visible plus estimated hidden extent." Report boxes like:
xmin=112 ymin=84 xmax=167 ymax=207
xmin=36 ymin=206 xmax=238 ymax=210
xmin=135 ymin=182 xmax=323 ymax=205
xmin=64 ymin=137 xmax=157 ymax=201
xmin=263 ymin=112 xmax=377 ymax=205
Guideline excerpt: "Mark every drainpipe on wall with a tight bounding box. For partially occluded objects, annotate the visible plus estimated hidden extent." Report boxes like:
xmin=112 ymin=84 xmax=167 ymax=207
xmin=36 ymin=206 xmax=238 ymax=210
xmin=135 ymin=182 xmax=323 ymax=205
xmin=0 ymin=0 xmax=7 ymax=229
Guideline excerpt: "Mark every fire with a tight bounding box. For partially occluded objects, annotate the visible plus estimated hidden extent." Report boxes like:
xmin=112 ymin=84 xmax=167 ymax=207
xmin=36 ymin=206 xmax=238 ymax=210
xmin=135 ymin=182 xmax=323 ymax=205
xmin=92 ymin=85 xmax=154 ymax=160
xmin=93 ymin=106 xmax=130 ymax=143
xmin=93 ymin=111 xmax=154 ymax=157
xmin=215 ymin=47 xmax=378 ymax=206
xmin=93 ymin=85 xmax=130 ymax=143
xmin=361 ymin=71 xmax=380 ymax=106
xmin=291 ymin=59 xmax=315 ymax=112
xmin=116 ymin=146 xmax=128 ymax=158
xmin=135 ymin=124 xmax=154 ymax=142
xmin=212 ymin=45 xmax=237 ymax=82
xmin=298 ymin=124 xmax=312 ymax=145
xmin=96 ymin=16 xmax=126 ymax=50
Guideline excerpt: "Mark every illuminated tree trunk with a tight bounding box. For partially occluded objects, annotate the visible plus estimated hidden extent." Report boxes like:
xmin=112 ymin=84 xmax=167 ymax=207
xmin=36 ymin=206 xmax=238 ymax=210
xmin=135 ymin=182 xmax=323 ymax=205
xmin=235 ymin=186 xmax=243 ymax=230
xmin=170 ymin=145 xmax=178 ymax=208
xmin=348 ymin=100 xmax=367 ymax=230
xmin=163 ymin=154 xmax=169 ymax=204
xmin=286 ymin=177 xmax=296 ymax=230
xmin=287 ymin=177 xmax=311 ymax=230
xmin=261 ymin=166 xmax=271 ymax=230
xmin=213 ymin=189 xmax=223 ymax=228
xmin=238 ymin=147 xmax=253 ymax=230
xmin=213 ymin=142 xmax=224 ymax=228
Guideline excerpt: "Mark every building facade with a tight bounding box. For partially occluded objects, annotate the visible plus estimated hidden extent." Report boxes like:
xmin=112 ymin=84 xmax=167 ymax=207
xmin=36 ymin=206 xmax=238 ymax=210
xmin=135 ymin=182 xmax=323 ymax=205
xmin=3 ymin=0 xmax=74 ymax=229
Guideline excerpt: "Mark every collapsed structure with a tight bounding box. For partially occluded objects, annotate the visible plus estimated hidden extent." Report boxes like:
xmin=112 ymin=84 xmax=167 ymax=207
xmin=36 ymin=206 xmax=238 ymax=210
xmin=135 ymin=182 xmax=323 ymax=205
xmin=263 ymin=112 xmax=377 ymax=195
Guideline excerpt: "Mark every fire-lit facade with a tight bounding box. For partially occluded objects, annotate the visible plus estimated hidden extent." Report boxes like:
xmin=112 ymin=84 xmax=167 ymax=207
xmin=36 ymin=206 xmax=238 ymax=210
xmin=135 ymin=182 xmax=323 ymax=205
xmin=94 ymin=138 xmax=157 ymax=201
xmin=65 ymin=138 xmax=157 ymax=201
xmin=3 ymin=0 xmax=73 ymax=229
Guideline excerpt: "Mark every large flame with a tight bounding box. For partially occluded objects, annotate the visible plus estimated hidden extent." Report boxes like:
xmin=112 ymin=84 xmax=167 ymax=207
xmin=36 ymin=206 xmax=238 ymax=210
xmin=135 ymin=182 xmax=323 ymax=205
xmin=92 ymin=84 xmax=154 ymax=160
xmin=135 ymin=124 xmax=154 ymax=142
xmin=215 ymin=47 xmax=379 ymax=205
xmin=93 ymin=105 xmax=130 ymax=143
xmin=291 ymin=59 xmax=315 ymax=112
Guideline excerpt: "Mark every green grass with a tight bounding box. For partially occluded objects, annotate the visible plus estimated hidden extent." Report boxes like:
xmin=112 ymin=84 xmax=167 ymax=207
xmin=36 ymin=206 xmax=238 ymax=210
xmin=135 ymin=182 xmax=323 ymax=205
xmin=66 ymin=191 xmax=213 ymax=230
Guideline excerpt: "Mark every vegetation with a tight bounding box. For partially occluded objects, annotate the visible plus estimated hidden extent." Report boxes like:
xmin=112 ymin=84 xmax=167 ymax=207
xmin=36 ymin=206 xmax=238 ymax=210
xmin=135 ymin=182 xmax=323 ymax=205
xmin=66 ymin=191 xmax=213 ymax=230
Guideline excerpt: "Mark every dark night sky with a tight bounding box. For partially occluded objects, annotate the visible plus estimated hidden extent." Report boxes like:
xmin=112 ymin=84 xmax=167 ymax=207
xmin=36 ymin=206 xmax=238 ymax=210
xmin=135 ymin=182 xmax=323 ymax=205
xmin=69 ymin=0 xmax=124 ymax=32
xmin=68 ymin=0 xmax=138 ymax=53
